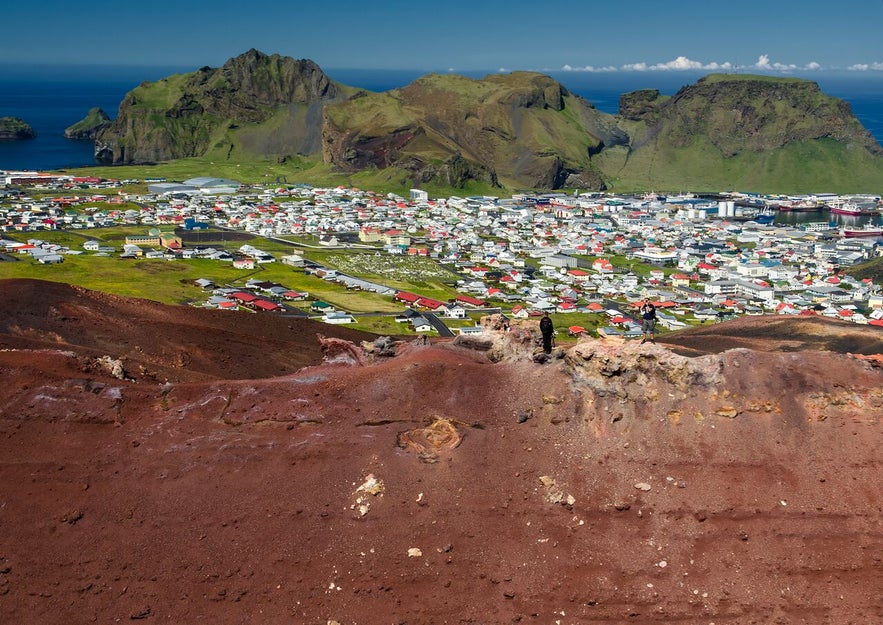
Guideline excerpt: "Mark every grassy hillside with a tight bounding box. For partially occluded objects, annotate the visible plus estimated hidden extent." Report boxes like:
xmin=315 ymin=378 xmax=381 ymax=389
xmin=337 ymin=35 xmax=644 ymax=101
xmin=601 ymin=74 xmax=883 ymax=193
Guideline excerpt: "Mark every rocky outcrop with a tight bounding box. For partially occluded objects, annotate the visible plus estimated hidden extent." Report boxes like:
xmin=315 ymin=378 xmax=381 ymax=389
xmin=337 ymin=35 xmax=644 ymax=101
xmin=64 ymin=107 xmax=111 ymax=140
xmin=618 ymin=89 xmax=664 ymax=123
xmin=0 ymin=116 xmax=36 ymax=140
xmin=94 ymin=49 xmax=353 ymax=164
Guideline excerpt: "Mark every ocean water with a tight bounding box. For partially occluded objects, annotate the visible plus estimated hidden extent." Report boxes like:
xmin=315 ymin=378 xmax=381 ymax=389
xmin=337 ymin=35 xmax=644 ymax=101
xmin=1 ymin=65 xmax=881 ymax=172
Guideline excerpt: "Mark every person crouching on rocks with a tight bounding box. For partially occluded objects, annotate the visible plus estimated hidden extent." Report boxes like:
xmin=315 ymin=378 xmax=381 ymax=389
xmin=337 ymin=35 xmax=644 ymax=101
xmin=640 ymin=299 xmax=657 ymax=344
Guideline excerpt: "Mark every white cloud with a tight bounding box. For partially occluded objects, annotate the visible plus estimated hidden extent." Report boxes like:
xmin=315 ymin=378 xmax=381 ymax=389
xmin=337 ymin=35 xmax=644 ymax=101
xmin=620 ymin=56 xmax=732 ymax=72
xmin=559 ymin=55 xmax=882 ymax=73
xmin=848 ymin=62 xmax=883 ymax=71
xmin=753 ymin=54 xmax=797 ymax=71
xmin=561 ymin=64 xmax=618 ymax=72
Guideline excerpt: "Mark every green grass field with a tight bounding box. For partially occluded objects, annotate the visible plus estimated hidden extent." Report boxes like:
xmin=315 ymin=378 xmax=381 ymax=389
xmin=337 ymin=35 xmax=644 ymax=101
xmin=1 ymin=224 xmax=700 ymax=339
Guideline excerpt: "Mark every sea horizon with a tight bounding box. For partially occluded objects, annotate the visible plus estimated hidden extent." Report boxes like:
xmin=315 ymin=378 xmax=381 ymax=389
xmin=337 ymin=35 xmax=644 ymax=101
xmin=1 ymin=64 xmax=881 ymax=173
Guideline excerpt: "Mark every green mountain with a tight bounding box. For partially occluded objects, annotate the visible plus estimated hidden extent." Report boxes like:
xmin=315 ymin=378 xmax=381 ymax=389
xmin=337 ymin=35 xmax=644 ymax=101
xmin=94 ymin=49 xmax=359 ymax=165
xmin=91 ymin=51 xmax=883 ymax=193
xmin=322 ymin=71 xmax=627 ymax=190
xmin=601 ymin=74 xmax=883 ymax=193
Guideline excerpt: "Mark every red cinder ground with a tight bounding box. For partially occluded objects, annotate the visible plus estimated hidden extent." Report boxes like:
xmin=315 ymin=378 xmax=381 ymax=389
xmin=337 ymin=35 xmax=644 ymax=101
xmin=0 ymin=279 xmax=881 ymax=624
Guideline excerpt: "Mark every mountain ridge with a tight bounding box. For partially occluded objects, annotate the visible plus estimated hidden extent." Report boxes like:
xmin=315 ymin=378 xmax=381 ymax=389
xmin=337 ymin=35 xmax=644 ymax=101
xmin=88 ymin=50 xmax=883 ymax=192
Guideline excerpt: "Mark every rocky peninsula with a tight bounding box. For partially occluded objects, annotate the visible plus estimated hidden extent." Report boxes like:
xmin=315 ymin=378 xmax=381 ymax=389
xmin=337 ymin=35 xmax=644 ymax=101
xmin=64 ymin=107 xmax=111 ymax=140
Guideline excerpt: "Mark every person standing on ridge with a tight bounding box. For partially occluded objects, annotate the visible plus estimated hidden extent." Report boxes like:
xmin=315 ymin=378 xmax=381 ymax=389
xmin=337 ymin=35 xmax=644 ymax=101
xmin=640 ymin=299 xmax=657 ymax=344
xmin=539 ymin=312 xmax=554 ymax=354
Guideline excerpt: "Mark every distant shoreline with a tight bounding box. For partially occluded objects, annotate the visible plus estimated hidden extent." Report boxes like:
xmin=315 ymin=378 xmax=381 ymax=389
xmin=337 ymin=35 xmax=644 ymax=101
xmin=1 ymin=66 xmax=881 ymax=172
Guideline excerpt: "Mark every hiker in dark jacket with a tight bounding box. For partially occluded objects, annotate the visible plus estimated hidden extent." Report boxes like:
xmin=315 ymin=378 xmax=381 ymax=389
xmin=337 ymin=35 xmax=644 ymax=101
xmin=640 ymin=299 xmax=657 ymax=344
xmin=539 ymin=313 xmax=554 ymax=354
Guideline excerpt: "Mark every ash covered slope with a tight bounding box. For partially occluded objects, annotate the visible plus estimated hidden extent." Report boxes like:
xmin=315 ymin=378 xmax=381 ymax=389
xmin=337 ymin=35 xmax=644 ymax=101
xmin=0 ymin=278 xmax=377 ymax=382
xmin=0 ymin=286 xmax=881 ymax=624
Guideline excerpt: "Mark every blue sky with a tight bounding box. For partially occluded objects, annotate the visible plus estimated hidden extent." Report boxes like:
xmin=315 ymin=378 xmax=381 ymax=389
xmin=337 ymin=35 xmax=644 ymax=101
xmin=3 ymin=0 xmax=882 ymax=73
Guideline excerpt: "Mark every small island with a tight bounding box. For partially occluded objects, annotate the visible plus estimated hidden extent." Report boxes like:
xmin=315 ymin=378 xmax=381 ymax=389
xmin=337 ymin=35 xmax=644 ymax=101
xmin=64 ymin=107 xmax=111 ymax=140
xmin=0 ymin=116 xmax=37 ymax=140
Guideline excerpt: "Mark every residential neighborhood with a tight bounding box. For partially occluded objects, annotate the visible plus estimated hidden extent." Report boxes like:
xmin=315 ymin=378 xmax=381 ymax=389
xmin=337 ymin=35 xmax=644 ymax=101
xmin=2 ymin=170 xmax=883 ymax=336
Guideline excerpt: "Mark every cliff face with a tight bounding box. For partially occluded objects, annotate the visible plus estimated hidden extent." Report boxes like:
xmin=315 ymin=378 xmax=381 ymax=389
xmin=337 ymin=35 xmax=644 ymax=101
xmin=604 ymin=74 xmax=883 ymax=192
xmin=625 ymin=75 xmax=882 ymax=157
xmin=64 ymin=107 xmax=111 ymax=140
xmin=89 ymin=52 xmax=883 ymax=192
xmin=322 ymin=72 xmax=627 ymax=190
xmin=94 ymin=49 xmax=352 ymax=164
xmin=0 ymin=116 xmax=36 ymax=140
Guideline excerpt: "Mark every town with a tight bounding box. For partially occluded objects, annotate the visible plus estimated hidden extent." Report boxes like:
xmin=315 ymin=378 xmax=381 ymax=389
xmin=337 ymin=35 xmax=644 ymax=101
xmin=2 ymin=170 xmax=883 ymax=338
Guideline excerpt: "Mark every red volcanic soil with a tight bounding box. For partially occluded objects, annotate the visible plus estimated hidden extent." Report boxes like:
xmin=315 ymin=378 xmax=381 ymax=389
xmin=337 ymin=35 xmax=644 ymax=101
xmin=0 ymin=279 xmax=881 ymax=624
xmin=0 ymin=278 xmax=378 ymax=382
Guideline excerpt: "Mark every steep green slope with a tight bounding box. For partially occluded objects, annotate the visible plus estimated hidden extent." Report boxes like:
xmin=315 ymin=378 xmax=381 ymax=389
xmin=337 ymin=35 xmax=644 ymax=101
xmin=86 ymin=56 xmax=883 ymax=195
xmin=94 ymin=49 xmax=359 ymax=165
xmin=322 ymin=72 xmax=627 ymax=190
xmin=602 ymin=74 xmax=883 ymax=193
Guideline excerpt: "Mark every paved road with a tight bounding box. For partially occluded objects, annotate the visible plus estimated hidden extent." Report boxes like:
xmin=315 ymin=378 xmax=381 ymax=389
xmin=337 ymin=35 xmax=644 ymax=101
xmin=423 ymin=312 xmax=455 ymax=337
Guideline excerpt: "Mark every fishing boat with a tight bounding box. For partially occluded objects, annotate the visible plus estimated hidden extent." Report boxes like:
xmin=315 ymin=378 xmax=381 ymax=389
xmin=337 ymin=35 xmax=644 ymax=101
xmin=842 ymin=224 xmax=883 ymax=238
xmin=752 ymin=207 xmax=777 ymax=224
xmin=777 ymin=200 xmax=826 ymax=212
xmin=830 ymin=201 xmax=878 ymax=216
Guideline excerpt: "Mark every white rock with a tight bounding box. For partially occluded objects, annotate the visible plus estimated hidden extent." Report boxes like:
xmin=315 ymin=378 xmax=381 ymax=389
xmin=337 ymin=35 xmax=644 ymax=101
xmin=407 ymin=547 xmax=422 ymax=557
xmin=634 ymin=482 xmax=652 ymax=491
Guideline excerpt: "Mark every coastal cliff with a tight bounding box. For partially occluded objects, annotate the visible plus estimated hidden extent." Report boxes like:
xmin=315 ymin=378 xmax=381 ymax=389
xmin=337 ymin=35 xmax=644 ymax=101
xmin=94 ymin=48 xmax=356 ymax=164
xmin=603 ymin=74 xmax=883 ymax=191
xmin=88 ymin=51 xmax=883 ymax=193
xmin=0 ymin=116 xmax=36 ymax=140
xmin=64 ymin=107 xmax=111 ymax=140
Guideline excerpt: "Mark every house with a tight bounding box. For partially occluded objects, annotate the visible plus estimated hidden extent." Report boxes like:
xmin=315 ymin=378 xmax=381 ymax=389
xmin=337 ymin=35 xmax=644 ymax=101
xmin=231 ymin=292 xmax=259 ymax=305
xmin=455 ymin=294 xmax=487 ymax=308
xmin=447 ymin=305 xmax=468 ymax=319
xmin=670 ymin=273 xmax=691 ymax=288
xmin=281 ymin=254 xmax=305 ymax=267
xmin=252 ymin=299 xmax=282 ymax=312
xmin=311 ymin=301 xmax=335 ymax=313
xmin=458 ymin=326 xmax=484 ymax=335
xmin=592 ymin=258 xmax=614 ymax=273
xmin=511 ymin=305 xmax=529 ymax=319
xmin=282 ymin=290 xmax=309 ymax=301
xmin=395 ymin=291 xmax=421 ymax=306
xmin=411 ymin=316 xmax=434 ymax=332
xmin=322 ymin=311 xmax=355 ymax=324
